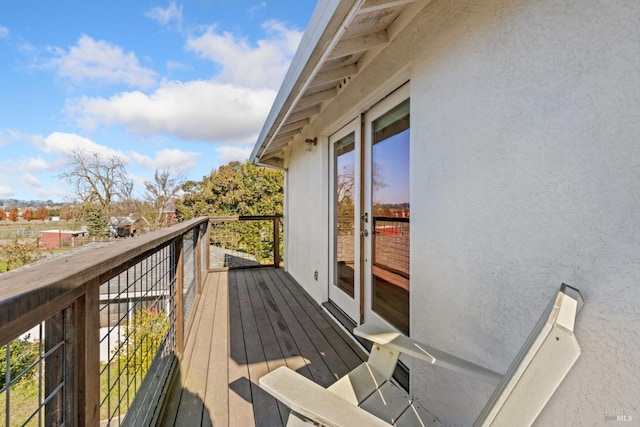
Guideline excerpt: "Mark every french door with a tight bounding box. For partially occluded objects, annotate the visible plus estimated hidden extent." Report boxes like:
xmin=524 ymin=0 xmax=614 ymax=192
xmin=330 ymin=84 xmax=410 ymax=333
xmin=329 ymin=120 xmax=361 ymax=321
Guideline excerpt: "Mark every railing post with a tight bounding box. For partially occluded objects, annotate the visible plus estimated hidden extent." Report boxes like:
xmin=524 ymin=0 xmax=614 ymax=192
xmin=175 ymin=237 xmax=185 ymax=354
xmin=205 ymin=219 xmax=211 ymax=272
xmin=195 ymin=226 xmax=202 ymax=294
xmin=273 ymin=216 xmax=280 ymax=268
xmin=81 ymin=280 xmax=101 ymax=426
xmin=45 ymin=311 xmax=64 ymax=426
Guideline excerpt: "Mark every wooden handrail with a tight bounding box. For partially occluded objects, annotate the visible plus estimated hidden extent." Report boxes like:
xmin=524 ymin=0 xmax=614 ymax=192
xmin=209 ymin=214 xmax=282 ymax=221
xmin=0 ymin=217 xmax=209 ymax=346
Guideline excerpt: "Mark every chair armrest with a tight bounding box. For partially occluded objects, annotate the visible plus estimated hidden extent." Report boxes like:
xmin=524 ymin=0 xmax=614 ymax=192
xmin=354 ymin=324 xmax=503 ymax=386
xmin=260 ymin=366 xmax=391 ymax=427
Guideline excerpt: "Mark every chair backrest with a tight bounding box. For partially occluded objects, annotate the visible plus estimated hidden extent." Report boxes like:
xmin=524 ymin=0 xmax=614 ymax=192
xmin=474 ymin=284 xmax=583 ymax=426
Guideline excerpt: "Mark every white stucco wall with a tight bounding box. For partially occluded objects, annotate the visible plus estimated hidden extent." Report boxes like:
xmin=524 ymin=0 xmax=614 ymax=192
xmin=282 ymin=0 xmax=640 ymax=425
xmin=284 ymin=137 xmax=330 ymax=304
xmin=407 ymin=0 xmax=640 ymax=425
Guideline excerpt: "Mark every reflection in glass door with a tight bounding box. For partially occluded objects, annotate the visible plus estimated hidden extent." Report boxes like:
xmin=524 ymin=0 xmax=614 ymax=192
xmin=368 ymin=96 xmax=410 ymax=334
xmin=335 ymin=133 xmax=356 ymax=298
xmin=329 ymin=122 xmax=360 ymax=322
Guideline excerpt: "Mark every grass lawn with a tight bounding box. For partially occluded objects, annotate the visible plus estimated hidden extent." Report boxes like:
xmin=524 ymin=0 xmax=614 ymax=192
xmin=0 ymin=361 xmax=146 ymax=425
xmin=0 ymin=378 xmax=42 ymax=427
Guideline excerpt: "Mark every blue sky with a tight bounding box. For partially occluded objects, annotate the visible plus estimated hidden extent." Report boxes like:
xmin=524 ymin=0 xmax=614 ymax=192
xmin=0 ymin=1 xmax=315 ymax=201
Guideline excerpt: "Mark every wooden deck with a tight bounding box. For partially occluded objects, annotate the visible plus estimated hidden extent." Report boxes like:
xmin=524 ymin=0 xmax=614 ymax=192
xmin=159 ymin=268 xmax=367 ymax=427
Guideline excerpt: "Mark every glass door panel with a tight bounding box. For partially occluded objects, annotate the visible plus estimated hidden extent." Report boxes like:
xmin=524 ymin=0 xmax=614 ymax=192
xmin=364 ymin=89 xmax=410 ymax=335
xmin=371 ymin=98 xmax=410 ymax=334
xmin=329 ymin=120 xmax=360 ymax=322
xmin=335 ymin=133 xmax=356 ymax=298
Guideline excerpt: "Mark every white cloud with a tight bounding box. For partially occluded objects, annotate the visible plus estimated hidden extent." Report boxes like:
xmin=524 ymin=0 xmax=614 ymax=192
xmin=0 ymin=25 xmax=9 ymax=39
xmin=166 ymin=60 xmax=189 ymax=71
xmin=0 ymin=131 xmax=11 ymax=146
xmin=32 ymin=132 xmax=129 ymax=162
xmin=185 ymin=20 xmax=303 ymax=89
xmin=131 ymin=148 xmax=199 ymax=175
xmin=249 ymin=2 xmax=267 ymax=17
xmin=24 ymin=157 xmax=52 ymax=172
xmin=1 ymin=156 xmax=60 ymax=177
xmin=23 ymin=174 xmax=42 ymax=188
xmin=146 ymin=2 xmax=184 ymax=29
xmin=67 ymin=80 xmax=276 ymax=143
xmin=0 ymin=129 xmax=32 ymax=146
xmin=0 ymin=183 xmax=13 ymax=198
xmin=63 ymin=21 xmax=303 ymax=144
xmin=47 ymin=35 xmax=157 ymax=88
xmin=216 ymin=145 xmax=252 ymax=164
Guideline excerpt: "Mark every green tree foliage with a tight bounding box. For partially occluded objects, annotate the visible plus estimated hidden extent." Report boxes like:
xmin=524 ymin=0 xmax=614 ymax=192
xmin=177 ymin=161 xmax=283 ymax=218
xmin=114 ymin=307 xmax=169 ymax=377
xmin=176 ymin=161 xmax=284 ymax=264
xmin=0 ymin=336 xmax=39 ymax=388
xmin=2 ymin=238 xmax=46 ymax=270
xmin=85 ymin=203 xmax=108 ymax=237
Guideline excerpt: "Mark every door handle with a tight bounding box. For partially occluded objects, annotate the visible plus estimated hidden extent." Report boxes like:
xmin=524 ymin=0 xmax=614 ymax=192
xmin=361 ymin=229 xmax=369 ymax=237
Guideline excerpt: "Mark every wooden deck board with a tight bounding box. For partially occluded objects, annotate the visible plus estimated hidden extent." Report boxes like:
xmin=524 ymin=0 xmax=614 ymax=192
xmin=161 ymin=267 xmax=367 ymax=427
xmin=227 ymin=270 xmax=257 ymax=427
xmin=206 ymin=271 xmax=228 ymax=427
xmin=270 ymin=269 xmax=365 ymax=379
xmin=236 ymin=267 xmax=285 ymax=427
xmin=261 ymin=268 xmax=343 ymax=386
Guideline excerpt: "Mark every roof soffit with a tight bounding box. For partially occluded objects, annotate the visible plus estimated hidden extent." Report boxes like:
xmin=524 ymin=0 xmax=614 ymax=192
xmin=252 ymin=0 xmax=429 ymax=165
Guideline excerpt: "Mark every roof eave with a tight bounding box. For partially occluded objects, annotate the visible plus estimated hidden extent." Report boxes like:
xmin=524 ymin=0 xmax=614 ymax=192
xmin=251 ymin=0 xmax=361 ymax=165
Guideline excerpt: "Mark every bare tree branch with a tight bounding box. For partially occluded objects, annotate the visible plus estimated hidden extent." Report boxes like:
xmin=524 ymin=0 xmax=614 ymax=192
xmin=58 ymin=149 xmax=131 ymax=219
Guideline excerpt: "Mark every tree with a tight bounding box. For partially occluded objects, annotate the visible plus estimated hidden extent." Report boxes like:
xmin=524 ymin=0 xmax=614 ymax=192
xmin=8 ymin=207 xmax=19 ymax=222
xmin=114 ymin=307 xmax=169 ymax=376
xmin=35 ymin=206 xmax=50 ymax=221
xmin=1 ymin=238 xmax=46 ymax=270
xmin=0 ymin=208 xmax=5 ymax=221
xmin=176 ymin=161 xmax=284 ymax=264
xmin=143 ymin=169 xmax=184 ymax=230
xmin=22 ymin=208 xmax=34 ymax=221
xmin=59 ymin=205 xmax=75 ymax=221
xmin=85 ymin=203 xmax=108 ymax=237
xmin=0 ymin=335 xmax=39 ymax=388
xmin=176 ymin=161 xmax=283 ymax=219
xmin=59 ymin=150 xmax=132 ymax=219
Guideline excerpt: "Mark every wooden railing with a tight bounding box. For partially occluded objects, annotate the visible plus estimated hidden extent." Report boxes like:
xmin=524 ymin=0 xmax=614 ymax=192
xmin=0 ymin=217 xmax=210 ymax=426
xmin=0 ymin=215 xmax=284 ymax=426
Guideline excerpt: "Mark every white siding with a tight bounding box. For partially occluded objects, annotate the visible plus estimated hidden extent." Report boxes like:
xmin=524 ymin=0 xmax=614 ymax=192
xmin=283 ymin=0 xmax=640 ymax=424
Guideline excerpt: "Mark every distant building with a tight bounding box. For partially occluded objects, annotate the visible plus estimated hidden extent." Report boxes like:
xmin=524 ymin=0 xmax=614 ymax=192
xmin=163 ymin=200 xmax=177 ymax=227
xmin=109 ymin=215 xmax=139 ymax=237
xmin=40 ymin=230 xmax=87 ymax=249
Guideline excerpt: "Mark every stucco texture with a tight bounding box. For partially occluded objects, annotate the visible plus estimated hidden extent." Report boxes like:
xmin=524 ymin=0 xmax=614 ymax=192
xmin=408 ymin=0 xmax=640 ymax=425
xmin=282 ymin=0 xmax=640 ymax=425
